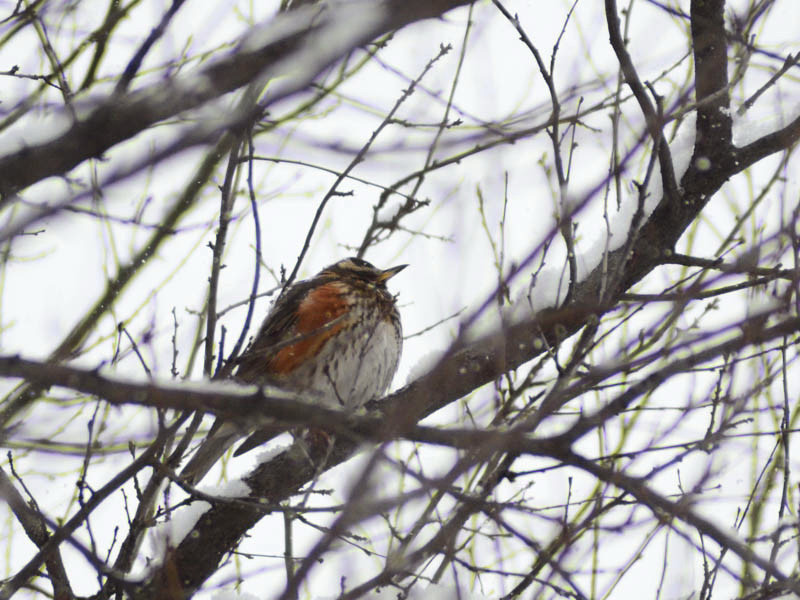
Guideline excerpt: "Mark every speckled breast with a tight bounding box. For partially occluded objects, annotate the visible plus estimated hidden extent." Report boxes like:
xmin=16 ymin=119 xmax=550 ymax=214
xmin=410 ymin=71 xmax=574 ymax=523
xmin=282 ymin=305 xmax=402 ymax=409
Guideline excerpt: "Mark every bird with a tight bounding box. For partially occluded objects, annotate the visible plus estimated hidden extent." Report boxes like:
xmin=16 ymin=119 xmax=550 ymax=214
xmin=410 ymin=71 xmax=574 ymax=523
xmin=181 ymin=256 xmax=406 ymax=485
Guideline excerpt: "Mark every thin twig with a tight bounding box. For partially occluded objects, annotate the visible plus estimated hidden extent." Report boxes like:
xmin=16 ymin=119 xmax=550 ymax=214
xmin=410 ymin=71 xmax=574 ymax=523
xmin=283 ymin=43 xmax=452 ymax=291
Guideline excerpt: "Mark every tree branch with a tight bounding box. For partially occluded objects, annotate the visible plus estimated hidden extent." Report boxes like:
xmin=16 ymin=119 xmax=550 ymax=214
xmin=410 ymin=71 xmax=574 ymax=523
xmin=0 ymin=0 xmax=472 ymax=200
xmin=0 ymin=466 xmax=73 ymax=600
xmin=690 ymin=0 xmax=732 ymax=155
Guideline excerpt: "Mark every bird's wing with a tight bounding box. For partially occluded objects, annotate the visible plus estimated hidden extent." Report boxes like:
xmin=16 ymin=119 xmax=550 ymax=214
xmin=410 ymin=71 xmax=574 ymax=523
xmin=234 ymin=278 xmax=350 ymax=382
xmin=233 ymin=279 xmax=315 ymax=382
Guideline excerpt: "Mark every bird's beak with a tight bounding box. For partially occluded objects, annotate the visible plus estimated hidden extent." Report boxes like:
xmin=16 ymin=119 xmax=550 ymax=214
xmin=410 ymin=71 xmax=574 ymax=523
xmin=377 ymin=264 xmax=408 ymax=282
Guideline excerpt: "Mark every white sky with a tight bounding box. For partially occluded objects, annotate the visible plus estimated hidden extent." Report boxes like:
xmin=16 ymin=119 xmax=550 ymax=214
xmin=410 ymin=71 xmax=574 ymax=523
xmin=1 ymin=0 xmax=799 ymax=598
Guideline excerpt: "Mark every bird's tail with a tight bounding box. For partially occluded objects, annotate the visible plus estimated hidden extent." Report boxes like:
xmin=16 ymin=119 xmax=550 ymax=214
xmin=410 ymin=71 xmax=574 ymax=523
xmin=233 ymin=425 xmax=286 ymax=457
xmin=180 ymin=422 xmax=243 ymax=486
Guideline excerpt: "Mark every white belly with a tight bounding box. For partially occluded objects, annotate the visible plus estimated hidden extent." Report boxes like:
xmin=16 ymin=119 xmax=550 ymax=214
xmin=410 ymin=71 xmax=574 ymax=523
xmin=286 ymin=315 xmax=401 ymax=410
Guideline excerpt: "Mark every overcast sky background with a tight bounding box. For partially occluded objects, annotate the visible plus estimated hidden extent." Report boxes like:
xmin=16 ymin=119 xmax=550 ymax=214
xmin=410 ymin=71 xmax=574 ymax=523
xmin=1 ymin=0 xmax=799 ymax=597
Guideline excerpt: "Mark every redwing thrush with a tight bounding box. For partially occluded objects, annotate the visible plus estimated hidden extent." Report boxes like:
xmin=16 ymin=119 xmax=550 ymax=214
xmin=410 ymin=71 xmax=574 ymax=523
xmin=181 ymin=257 xmax=406 ymax=484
